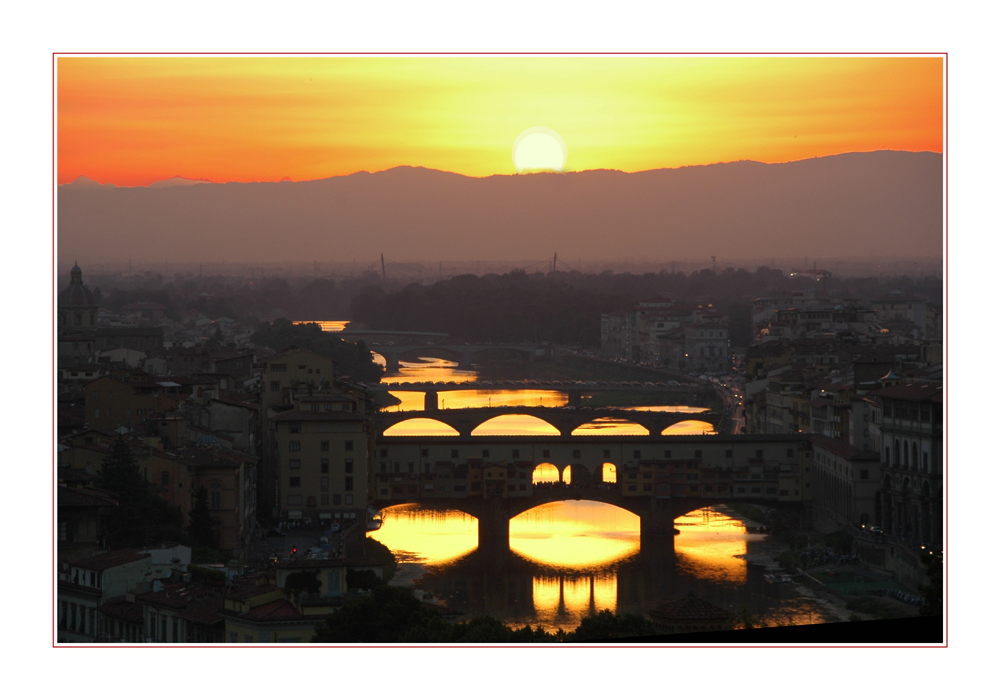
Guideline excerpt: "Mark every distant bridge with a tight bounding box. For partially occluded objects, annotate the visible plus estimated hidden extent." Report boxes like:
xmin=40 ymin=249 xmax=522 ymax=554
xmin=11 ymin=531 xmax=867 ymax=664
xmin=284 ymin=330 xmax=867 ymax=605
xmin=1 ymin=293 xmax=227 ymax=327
xmin=375 ymin=406 xmax=718 ymax=437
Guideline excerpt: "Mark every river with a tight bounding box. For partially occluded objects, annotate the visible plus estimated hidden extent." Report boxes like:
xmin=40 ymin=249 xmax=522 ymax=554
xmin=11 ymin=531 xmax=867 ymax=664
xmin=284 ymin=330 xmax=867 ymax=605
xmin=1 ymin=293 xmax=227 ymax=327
xmin=298 ymin=326 xmax=830 ymax=632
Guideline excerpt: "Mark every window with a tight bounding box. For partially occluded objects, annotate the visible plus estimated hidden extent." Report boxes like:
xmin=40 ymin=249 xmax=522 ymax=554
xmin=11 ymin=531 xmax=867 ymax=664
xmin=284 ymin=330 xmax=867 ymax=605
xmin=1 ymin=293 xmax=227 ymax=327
xmin=289 ymin=441 xmax=300 ymax=451
xmin=288 ymin=459 xmax=301 ymax=470
xmin=345 ymin=458 xmax=353 ymax=473
xmin=211 ymin=491 xmax=221 ymax=509
xmin=319 ymin=440 xmax=331 ymax=452
xmin=289 ymin=477 xmax=301 ymax=487
xmin=345 ymin=494 xmax=354 ymax=505
xmin=289 ymin=424 xmax=301 ymax=434
xmin=161 ymin=472 xmax=170 ymax=485
xmin=627 ymin=485 xmax=637 ymax=492
xmin=407 ymin=462 xmax=414 ymax=473
xmin=332 ymin=495 xmax=341 ymax=505
xmin=270 ymin=364 xmax=287 ymax=372
xmin=320 ymin=476 xmax=329 ymax=491
xmin=311 ymin=404 xmax=320 ymax=413
xmin=287 ymin=495 xmax=303 ymax=506
xmin=345 ymin=476 xmax=354 ymax=491
xmin=270 ymin=381 xmax=280 ymax=391
xmin=346 ymin=440 xmax=354 ymax=452
xmin=320 ymin=458 xmax=329 ymax=473
xmin=421 ymin=448 xmax=429 ymax=457
xmin=230 ymin=632 xmax=238 ymax=643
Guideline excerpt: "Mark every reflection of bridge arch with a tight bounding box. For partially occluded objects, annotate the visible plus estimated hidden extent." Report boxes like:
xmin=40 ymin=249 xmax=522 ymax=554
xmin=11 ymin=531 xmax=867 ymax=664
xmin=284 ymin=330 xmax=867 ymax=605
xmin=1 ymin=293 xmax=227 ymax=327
xmin=382 ymin=418 xmax=460 ymax=437
xmin=471 ymin=415 xmax=561 ymax=436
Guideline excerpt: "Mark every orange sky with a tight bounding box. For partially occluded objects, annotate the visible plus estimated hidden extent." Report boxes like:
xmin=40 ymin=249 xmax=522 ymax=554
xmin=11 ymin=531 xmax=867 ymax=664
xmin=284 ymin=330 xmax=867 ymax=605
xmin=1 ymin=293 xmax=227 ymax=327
xmin=57 ymin=56 xmax=943 ymax=186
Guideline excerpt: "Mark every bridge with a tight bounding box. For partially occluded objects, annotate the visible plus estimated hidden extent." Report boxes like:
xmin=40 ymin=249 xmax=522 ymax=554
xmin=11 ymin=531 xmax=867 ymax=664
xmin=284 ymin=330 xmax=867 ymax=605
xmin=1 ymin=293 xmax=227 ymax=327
xmin=375 ymin=406 xmax=718 ymax=437
xmin=367 ymin=343 xmax=542 ymax=374
xmin=373 ymin=433 xmax=811 ymax=549
xmin=369 ymin=379 xmax=708 ymax=410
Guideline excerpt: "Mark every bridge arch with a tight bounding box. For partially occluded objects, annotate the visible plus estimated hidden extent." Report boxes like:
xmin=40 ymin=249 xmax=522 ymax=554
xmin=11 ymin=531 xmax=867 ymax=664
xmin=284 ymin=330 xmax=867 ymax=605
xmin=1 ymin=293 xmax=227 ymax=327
xmin=601 ymin=462 xmax=617 ymax=483
xmin=571 ymin=419 xmax=649 ymax=436
xmin=532 ymin=463 xmax=560 ymax=484
xmin=382 ymin=418 xmax=460 ymax=437
xmin=471 ymin=414 xmax=561 ymax=436
xmin=662 ymin=419 xmax=715 ymax=435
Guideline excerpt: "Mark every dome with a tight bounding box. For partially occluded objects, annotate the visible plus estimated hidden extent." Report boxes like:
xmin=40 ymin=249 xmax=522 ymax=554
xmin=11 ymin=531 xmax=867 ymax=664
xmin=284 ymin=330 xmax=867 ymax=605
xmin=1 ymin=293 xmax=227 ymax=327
xmin=59 ymin=263 xmax=96 ymax=308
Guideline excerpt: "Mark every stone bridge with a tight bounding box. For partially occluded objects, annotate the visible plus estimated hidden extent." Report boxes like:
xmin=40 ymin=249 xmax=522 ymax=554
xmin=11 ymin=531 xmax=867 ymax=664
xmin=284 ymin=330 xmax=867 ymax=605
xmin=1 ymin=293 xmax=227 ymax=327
xmin=370 ymin=379 xmax=709 ymax=410
xmin=375 ymin=406 xmax=719 ymax=437
xmin=374 ymin=487 xmax=795 ymax=549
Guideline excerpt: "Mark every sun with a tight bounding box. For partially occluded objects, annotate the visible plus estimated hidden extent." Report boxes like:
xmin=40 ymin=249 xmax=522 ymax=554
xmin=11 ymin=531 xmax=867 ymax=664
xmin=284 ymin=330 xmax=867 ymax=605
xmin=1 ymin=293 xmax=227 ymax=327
xmin=512 ymin=127 xmax=568 ymax=173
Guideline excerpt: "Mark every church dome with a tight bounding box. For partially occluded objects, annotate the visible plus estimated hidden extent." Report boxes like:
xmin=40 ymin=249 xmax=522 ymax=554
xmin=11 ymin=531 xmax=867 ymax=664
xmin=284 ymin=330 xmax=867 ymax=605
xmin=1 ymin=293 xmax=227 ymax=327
xmin=59 ymin=262 xmax=96 ymax=308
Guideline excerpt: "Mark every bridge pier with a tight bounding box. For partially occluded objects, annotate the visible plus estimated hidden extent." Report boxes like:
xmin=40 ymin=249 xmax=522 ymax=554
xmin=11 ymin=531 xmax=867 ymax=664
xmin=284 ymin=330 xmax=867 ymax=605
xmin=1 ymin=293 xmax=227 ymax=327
xmin=639 ymin=499 xmax=679 ymax=549
xmin=477 ymin=497 xmax=511 ymax=548
xmin=567 ymin=390 xmax=583 ymax=409
xmin=381 ymin=351 xmax=400 ymax=374
xmin=457 ymin=351 xmax=475 ymax=371
xmin=424 ymin=389 xmax=438 ymax=411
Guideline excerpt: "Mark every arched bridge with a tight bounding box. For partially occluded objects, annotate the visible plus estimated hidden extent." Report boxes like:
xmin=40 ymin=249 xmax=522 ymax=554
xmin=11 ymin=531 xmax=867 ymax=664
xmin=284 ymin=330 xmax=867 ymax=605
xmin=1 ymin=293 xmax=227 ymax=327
xmin=375 ymin=406 xmax=719 ymax=437
xmin=375 ymin=485 xmax=793 ymax=549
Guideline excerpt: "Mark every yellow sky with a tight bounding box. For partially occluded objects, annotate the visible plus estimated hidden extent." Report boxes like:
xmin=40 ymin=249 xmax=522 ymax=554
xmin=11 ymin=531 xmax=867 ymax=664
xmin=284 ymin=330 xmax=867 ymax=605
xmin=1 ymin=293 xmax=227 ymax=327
xmin=57 ymin=56 xmax=943 ymax=186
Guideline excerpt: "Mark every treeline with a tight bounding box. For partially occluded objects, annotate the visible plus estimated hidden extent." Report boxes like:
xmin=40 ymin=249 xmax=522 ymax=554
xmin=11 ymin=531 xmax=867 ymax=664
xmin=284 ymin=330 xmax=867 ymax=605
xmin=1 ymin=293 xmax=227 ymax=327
xmin=311 ymin=584 xmax=658 ymax=643
xmin=350 ymin=268 xmax=943 ymax=347
xmin=91 ymin=267 xmax=942 ymax=348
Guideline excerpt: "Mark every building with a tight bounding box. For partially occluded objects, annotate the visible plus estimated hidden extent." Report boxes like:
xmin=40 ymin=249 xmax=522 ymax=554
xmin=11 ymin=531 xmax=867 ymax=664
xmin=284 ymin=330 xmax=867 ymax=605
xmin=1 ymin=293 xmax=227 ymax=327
xmin=58 ymin=263 xmax=98 ymax=330
xmin=810 ymin=434 xmax=881 ymax=531
xmin=272 ymin=410 xmax=369 ymax=523
xmin=57 ymin=550 xmax=153 ymax=643
xmin=869 ymin=383 xmax=943 ymax=545
xmin=647 ymin=593 xmax=732 ymax=634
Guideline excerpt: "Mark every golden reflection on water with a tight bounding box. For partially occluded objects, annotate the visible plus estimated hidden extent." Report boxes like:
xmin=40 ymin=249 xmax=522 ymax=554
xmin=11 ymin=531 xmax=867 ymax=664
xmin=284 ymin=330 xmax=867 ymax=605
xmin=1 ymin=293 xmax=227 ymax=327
xmin=673 ymin=508 xmax=755 ymax=584
xmin=380 ymin=357 xmax=477 ymax=384
xmin=662 ymin=420 xmax=717 ymax=435
xmin=382 ymin=418 xmax=460 ymax=437
xmin=509 ymin=502 xmax=640 ymax=570
xmin=471 ymin=414 xmax=561 ymax=436
xmin=532 ymin=574 xmax=618 ymax=628
xmin=572 ymin=418 xmax=650 ymax=436
xmin=295 ymin=320 xmax=349 ymax=332
xmin=368 ymin=504 xmax=478 ymax=566
xmin=435 ymin=389 xmax=566 ymax=410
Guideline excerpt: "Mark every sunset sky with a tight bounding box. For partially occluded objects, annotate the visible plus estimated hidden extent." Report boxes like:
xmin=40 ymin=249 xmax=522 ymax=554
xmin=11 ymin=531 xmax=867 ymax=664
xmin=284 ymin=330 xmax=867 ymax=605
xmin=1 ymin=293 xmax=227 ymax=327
xmin=57 ymin=56 xmax=943 ymax=186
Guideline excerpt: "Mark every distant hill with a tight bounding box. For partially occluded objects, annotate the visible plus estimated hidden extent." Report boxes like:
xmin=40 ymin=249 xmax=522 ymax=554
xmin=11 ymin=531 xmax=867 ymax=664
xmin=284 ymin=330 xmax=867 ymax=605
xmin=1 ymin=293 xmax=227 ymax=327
xmin=58 ymin=151 xmax=943 ymax=264
xmin=147 ymin=176 xmax=214 ymax=189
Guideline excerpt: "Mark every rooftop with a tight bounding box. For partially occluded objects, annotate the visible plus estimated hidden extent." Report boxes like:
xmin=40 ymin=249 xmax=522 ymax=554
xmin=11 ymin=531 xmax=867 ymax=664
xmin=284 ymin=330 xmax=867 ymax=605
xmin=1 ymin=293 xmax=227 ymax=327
xmin=72 ymin=549 xmax=150 ymax=571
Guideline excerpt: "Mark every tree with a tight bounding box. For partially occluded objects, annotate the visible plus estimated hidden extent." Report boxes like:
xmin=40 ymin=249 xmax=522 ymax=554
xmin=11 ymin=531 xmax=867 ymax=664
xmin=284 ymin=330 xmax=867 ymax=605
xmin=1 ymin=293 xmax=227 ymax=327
xmin=188 ymin=487 xmax=216 ymax=549
xmin=95 ymin=436 xmax=183 ymax=549
xmin=567 ymin=609 xmax=656 ymax=641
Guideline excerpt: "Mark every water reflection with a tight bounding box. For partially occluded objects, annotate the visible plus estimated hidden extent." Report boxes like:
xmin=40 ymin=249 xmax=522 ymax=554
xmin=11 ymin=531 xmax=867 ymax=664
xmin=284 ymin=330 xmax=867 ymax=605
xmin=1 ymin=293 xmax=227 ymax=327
xmin=471 ymin=415 xmax=561 ymax=436
xmin=662 ymin=420 xmax=717 ymax=435
xmin=572 ymin=418 xmax=649 ymax=436
xmin=295 ymin=320 xmax=349 ymax=332
xmin=369 ymin=502 xmax=832 ymax=633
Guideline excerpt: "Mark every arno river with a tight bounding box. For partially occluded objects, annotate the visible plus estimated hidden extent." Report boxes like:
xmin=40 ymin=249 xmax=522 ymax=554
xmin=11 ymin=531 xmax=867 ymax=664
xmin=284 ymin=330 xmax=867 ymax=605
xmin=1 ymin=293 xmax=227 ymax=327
xmin=364 ymin=354 xmax=834 ymax=632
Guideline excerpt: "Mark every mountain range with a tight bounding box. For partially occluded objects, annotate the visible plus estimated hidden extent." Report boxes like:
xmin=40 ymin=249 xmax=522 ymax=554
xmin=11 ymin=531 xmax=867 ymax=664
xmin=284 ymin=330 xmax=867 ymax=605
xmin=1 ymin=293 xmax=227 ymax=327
xmin=58 ymin=151 xmax=943 ymax=265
